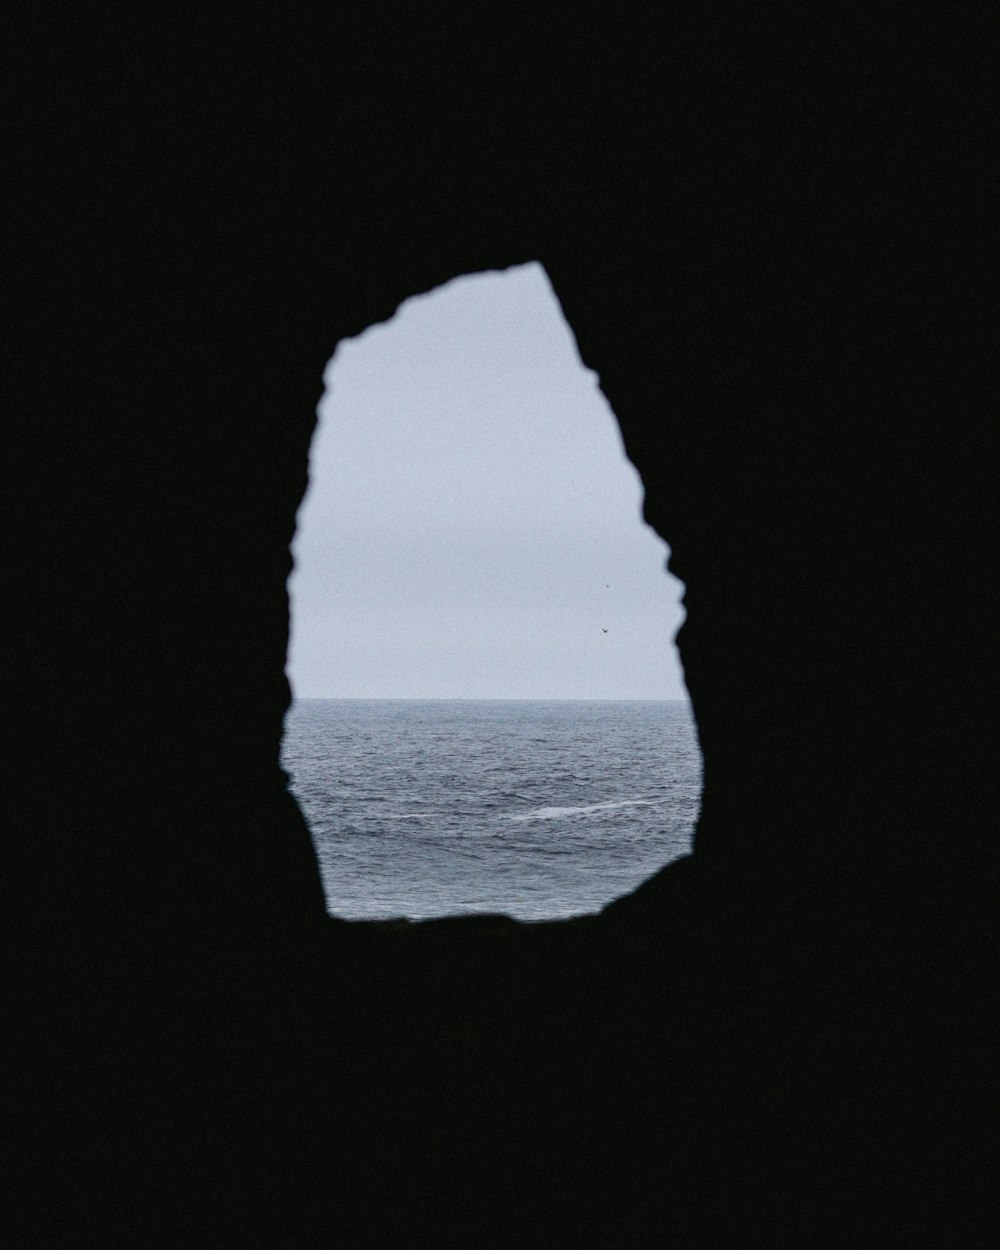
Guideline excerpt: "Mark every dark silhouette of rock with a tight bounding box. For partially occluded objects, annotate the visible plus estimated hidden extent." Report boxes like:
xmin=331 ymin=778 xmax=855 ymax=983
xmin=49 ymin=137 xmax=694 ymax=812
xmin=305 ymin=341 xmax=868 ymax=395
xmin=6 ymin=8 xmax=996 ymax=1245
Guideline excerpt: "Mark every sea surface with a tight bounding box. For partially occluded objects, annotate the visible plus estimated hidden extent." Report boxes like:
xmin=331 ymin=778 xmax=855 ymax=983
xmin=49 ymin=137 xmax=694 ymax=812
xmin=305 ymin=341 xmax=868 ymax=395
xmin=281 ymin=699 xmax=701 ymax=921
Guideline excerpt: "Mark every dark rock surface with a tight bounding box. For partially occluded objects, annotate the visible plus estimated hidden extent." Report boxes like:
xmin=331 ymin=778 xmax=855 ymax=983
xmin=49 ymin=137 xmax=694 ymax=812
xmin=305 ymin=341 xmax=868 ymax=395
xmin=6 ymin=8 xmax=996 ymax=1245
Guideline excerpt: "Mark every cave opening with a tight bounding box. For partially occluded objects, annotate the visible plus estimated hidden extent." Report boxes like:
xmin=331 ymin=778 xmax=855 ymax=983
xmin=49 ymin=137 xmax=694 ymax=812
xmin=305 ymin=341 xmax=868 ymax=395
xmin=283 ymin=262 xmax=701 ymax=919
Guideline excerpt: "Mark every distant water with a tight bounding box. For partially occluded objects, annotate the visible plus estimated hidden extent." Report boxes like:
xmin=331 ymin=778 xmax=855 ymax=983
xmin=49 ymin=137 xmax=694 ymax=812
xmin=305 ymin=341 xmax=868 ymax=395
xmin=281 ymin=699 xmax=701 ymax=921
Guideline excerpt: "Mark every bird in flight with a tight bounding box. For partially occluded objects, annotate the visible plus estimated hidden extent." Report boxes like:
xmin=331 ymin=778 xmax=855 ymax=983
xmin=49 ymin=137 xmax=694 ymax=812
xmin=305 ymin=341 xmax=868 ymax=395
xmin=602 ymin=627 xmax=609 ymax=633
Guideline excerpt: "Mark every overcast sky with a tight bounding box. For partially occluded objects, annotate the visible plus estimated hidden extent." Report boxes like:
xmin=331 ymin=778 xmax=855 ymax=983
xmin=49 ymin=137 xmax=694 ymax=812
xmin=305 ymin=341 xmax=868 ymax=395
xmin=287 ymin=263 xmax=689 ymax=700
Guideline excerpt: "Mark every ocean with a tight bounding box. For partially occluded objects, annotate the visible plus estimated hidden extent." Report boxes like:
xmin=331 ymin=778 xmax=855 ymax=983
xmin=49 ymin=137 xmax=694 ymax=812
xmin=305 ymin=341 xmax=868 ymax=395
xmin=281 ymin=699 xmax=701 ymax=921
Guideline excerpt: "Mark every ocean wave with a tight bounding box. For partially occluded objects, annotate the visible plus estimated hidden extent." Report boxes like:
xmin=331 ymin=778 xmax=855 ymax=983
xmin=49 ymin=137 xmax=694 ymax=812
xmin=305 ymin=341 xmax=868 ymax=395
xmin=505 ymin=798 xmax=669 ymax=823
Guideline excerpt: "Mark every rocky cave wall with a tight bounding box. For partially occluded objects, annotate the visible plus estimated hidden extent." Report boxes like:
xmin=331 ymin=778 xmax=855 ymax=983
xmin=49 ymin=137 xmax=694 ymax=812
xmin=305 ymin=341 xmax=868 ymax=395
xmin=7 ymin=7 xmax=996 ymax=1244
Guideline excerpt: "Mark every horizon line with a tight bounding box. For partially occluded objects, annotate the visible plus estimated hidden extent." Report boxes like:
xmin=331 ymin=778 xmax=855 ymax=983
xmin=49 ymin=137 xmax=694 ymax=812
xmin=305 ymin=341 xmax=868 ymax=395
xmin=290 ymin=695 xmax=690 ymax=702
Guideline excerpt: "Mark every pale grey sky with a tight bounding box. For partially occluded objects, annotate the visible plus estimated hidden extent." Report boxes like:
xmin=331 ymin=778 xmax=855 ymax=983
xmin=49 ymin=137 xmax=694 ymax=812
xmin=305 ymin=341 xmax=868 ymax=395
xmin=287 ymin=263 xmax=689 ymax=700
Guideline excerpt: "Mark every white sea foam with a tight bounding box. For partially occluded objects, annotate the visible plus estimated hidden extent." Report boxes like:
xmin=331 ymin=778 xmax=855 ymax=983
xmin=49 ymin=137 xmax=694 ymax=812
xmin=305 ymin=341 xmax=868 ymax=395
xmin=506 ymin=797 xmax=669 ymax=823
